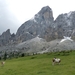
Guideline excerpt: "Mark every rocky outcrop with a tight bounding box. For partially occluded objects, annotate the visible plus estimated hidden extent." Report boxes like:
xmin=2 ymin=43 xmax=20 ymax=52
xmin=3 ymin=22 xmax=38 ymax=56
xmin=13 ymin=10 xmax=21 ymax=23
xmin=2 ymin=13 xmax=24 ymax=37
xmin=0 ymin=29 xmax=16 ymax=46
xmin=0 ymin=29 xmax=11 ymax=46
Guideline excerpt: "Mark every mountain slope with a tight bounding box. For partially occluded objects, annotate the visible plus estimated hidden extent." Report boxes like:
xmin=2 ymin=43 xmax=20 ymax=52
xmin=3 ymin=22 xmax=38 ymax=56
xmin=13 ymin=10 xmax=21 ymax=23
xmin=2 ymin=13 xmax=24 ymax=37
xmin=16 ymin=36 xmax=49 ymax=53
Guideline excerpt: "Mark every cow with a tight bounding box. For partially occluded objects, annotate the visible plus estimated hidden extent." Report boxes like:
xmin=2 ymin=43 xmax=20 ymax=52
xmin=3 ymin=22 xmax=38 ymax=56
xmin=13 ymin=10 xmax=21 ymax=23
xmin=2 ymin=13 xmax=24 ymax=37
xmin=52 ymin=58 xmax=61 ymax=65
xmin=1 ymin=61 xmax=5 ymax=66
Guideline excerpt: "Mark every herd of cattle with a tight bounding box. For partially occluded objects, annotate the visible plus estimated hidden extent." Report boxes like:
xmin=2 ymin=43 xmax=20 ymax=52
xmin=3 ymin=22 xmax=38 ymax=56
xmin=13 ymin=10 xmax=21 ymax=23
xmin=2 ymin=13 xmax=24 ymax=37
xmin=0 ymin=57 xmax=61 ymax=67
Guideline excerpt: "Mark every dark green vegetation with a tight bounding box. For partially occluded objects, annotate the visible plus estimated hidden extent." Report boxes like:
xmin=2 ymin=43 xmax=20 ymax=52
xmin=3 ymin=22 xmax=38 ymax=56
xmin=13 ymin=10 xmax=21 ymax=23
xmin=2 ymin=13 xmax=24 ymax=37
xmin=0 ymin=50 xmax=75 ymax=75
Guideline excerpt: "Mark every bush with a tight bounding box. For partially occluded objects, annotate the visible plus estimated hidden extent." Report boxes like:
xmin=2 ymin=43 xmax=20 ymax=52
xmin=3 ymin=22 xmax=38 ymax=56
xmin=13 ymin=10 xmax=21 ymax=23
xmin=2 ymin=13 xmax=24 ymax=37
xmin=21 ymin=53 xmax=25 ymax=57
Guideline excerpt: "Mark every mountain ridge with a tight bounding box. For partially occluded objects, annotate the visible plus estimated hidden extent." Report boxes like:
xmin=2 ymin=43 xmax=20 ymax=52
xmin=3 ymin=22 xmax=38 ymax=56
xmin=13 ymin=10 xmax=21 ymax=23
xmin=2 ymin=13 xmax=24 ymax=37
xmin=0 ymin=6 xmax=75 ymax=56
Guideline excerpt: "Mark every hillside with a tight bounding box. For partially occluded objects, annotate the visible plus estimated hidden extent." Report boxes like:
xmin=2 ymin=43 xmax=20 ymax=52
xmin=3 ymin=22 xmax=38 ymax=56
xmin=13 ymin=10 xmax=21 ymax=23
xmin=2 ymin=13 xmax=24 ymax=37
xmin=0 ymin=51 xmax=75 ymax=75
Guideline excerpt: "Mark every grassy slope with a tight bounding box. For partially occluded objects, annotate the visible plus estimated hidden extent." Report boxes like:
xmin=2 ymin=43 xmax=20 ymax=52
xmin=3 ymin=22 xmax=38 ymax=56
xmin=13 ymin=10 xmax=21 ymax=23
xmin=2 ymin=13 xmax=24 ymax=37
xmin=0 ymin=51 xmax=75 ymax=75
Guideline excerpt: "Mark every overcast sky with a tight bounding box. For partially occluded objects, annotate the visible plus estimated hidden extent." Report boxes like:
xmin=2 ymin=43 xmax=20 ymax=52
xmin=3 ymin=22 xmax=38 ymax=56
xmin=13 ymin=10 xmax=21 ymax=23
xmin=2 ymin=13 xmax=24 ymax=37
xmin=0 ymin=0 xmax=75 ymax=34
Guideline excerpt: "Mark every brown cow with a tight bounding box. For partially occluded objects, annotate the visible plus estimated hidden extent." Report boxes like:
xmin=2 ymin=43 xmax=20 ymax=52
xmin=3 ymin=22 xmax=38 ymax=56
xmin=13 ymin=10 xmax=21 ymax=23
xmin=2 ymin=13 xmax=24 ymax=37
xmin=1 ymin=61 xmax=5 ymax=66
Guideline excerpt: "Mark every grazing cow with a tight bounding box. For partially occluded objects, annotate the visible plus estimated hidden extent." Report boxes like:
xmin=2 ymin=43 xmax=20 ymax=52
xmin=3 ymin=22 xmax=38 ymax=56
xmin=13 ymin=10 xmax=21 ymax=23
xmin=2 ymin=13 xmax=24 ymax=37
xmin=1 ymin=61 xmax=5 ymax=66
xmin=52 ymin=58 xmax=61 ymax=65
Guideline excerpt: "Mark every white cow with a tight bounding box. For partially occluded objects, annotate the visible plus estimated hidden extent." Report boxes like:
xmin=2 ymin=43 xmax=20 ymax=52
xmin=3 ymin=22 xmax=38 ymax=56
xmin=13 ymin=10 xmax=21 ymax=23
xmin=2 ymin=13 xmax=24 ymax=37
xmin=52 ymin=58 xmax=61 ymax=65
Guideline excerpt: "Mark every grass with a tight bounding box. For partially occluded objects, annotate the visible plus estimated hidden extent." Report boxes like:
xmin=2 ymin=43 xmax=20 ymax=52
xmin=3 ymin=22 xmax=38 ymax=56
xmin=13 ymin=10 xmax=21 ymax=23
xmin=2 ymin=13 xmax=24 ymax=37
xmin=0 ymin=50 xmax=75 ymax=75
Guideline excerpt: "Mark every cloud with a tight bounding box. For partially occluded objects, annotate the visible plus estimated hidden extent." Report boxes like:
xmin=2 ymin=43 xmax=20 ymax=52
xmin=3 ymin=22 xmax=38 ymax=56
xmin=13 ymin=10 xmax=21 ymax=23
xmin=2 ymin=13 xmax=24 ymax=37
xmin=0 ymin=0 xmax=21 ymax=34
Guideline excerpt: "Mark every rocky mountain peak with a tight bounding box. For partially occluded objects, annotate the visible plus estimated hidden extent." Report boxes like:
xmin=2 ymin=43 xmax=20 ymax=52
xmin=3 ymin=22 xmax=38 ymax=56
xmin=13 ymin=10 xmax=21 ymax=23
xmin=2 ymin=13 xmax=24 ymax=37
xmin=1 ymin=29 xmax=11 ymax=39
xmin=38 ymin=6 xmax=52 ymax=14
xmin=16 ymin=6 xmax=54 ymax=42
xmin=34 ymin=6 xmax=54 ymax=22
xmin=38 ymin=6 xmax=53 ymax=20
xmin=0 ymin=29 xmax=16 ymax=46
xmin=0 ymin=29 xmax=11 ymax=46
xmin=53 ymin=11 xmax=75 ymax=38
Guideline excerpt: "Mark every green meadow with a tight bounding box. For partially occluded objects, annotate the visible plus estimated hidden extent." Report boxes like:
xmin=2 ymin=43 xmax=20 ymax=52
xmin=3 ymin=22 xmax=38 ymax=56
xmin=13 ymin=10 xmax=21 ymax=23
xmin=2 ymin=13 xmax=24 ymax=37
xmin=0 ymin=51 xmax=75 ymax=75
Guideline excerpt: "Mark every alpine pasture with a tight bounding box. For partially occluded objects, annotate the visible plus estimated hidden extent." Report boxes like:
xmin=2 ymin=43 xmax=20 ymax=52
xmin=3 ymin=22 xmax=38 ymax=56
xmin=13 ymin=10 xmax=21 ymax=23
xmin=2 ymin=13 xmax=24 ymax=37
xmin=0 ymin=50 xmax=75 ymax=75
